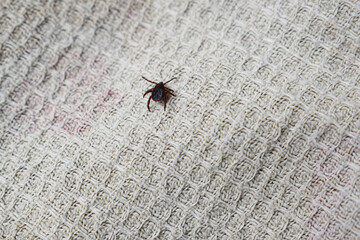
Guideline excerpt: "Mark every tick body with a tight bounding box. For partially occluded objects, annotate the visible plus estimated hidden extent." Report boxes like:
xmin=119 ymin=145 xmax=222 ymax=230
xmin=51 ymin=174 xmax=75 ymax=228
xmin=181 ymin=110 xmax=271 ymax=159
xmin=142 ymin=76 xmax=176 ymax=112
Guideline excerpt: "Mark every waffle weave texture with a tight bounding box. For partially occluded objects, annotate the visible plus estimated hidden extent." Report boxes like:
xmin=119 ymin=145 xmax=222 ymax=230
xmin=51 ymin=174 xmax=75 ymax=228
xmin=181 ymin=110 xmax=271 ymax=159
xmin=0 ymin=0 xmax=360 ymax=239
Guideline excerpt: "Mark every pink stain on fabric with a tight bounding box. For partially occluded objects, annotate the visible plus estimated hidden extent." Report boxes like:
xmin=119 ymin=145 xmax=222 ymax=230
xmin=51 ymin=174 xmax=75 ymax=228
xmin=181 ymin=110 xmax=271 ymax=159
xmin=307 ymin=135 xmax=360 ymax=239
xmin=23 ymin=46 xmax=122 ymax=136
xmin=54 ymin=47 xmax=122 ymax=135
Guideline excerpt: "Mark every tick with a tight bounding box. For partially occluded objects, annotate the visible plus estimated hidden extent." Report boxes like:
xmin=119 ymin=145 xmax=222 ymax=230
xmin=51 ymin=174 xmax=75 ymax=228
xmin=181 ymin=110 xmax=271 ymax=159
xmin=142 ymin=76 xmax=176 ymax=112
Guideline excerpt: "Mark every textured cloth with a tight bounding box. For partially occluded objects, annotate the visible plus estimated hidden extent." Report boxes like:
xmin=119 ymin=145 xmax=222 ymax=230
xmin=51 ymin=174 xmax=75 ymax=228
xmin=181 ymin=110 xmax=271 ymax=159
xmin=0 ymin=0 xmax=360 ymax=239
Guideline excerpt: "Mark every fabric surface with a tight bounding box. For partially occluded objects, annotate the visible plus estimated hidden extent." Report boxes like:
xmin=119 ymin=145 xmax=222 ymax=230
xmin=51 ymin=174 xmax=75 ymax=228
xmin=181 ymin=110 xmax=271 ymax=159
xmin=0 ymin=0 xmax=360 ymax=239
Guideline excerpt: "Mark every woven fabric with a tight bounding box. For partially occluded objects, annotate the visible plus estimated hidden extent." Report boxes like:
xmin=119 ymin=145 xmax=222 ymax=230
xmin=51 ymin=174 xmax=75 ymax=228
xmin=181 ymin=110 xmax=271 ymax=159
xmin=0 ymin=0 xmax=359 ymax=239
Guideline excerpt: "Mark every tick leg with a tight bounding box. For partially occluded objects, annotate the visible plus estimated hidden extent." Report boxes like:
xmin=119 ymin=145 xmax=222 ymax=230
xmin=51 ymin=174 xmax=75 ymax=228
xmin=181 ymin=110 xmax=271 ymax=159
xmin=165 ymin=87 xmax=174 ymax=92
xmin=168 ymin=92 xmax=176 ymax=97
xmin=164 ymin=94 xmax=167 ymax=111
xmin=165 ymin=88 xmax=176 ymax=97
xmin=164 ymin=77 xmax=176 ymax=85
xmin=147 ymin=96 xmax=152 ymax=112
xmin=143 ymin=89 xmax=153 ymax=97
xmin=142 ymin=76 xmax=157 ymax=84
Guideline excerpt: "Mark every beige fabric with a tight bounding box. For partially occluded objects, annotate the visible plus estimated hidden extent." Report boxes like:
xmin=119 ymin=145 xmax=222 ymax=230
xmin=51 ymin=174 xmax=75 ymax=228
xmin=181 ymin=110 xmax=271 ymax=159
xmin=0 ymin=0 xmax=359 ymax=239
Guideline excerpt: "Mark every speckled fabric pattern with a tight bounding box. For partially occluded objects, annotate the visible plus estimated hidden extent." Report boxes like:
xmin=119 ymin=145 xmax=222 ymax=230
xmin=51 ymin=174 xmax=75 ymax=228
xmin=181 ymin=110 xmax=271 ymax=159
xmin=0 ymin=0 xmax=359 ymax=239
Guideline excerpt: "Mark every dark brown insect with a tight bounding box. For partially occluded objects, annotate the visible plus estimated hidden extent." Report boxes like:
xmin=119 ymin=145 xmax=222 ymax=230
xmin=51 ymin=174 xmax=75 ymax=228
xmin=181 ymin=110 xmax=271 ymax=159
xmin=142 ymin=76 xmax=176 ymax=112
